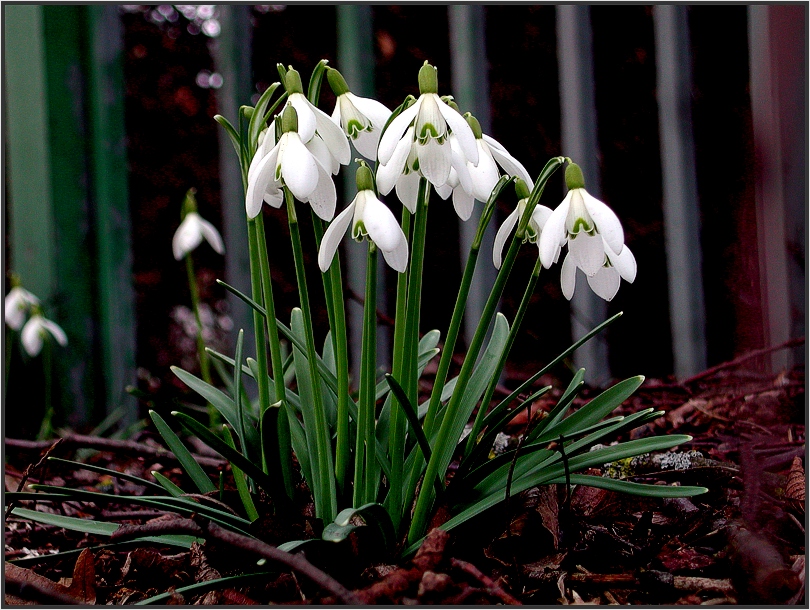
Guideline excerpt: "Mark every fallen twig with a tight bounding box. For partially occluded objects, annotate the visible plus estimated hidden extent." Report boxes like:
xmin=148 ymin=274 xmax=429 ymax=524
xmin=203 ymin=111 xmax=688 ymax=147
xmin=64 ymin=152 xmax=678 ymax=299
xmin=6 ymin=435 xmax=226 ymax=468
xmin=451 ymin=558 xmax=521 ymax=605
xmin=681 ymin=337 xmax=805 ymax=385
xmin=4 ymin=439 xmax=63 ymax=522
xmin=109 ymin=517 xmax=362 ymax=605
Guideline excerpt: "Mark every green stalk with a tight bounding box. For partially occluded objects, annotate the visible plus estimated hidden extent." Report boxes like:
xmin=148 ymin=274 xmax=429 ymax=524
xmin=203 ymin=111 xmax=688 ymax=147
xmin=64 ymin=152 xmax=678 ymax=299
xmin=254 ymin=213 xmax=293 ymax=498
xmin=400 ymin=191 xmax=499 ymax=520
xmin=37 ymin=341 xmax=54 ymax=440
xmin=362 ymin=245 xmax=379 ymax=504
xmin=386 ymin=207 xmax=411 ymax=530
xmin=185 ymin=252 xmax=217 ymax=428
xmin=246 ymin=218 xmax=272 ymax=421
xmin=406 ymin=158 xmax=565 ymax=545
xmin=311 ymin=213 xmax=351 ymax=501
xmin=285 ymin=188 xmax=337 ymax=523
xmin=464 ymin=257 xmax=542 ymax=458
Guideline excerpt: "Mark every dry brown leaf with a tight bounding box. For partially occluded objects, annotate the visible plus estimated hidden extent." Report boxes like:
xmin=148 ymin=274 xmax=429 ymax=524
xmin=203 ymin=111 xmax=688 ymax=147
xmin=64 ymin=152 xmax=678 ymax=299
xmin=67 ymin=548 xmax=96 ymax=604
xmin=786 ymin=456 xmax=805 ymax=502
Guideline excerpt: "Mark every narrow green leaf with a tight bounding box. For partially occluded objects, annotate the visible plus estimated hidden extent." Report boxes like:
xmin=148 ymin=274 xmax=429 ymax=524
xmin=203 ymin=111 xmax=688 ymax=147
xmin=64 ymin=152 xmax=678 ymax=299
xmin=214 ymin=114 xmax=241 ymax=160
xmin=151 ymin=471 xmax=185 ymax=497
xmin=547 ymin=474 xmax=708 ymax=498
xmin=172 ymin=411 xmax=277 ymax=496
xmin=137 ymin=573 xmax=270 ymax=606
xmin=149 ymin=410 xmax=216 ymax=494
xmin=247 ymin=82 xmax=281 ymax=148
xmin=222 ymin=425 xmax=259 ymax=521
xmin=307 ymin=59 xmax=329 ymax=104
xmin=47 ymin=458 xmax=166 ymax=494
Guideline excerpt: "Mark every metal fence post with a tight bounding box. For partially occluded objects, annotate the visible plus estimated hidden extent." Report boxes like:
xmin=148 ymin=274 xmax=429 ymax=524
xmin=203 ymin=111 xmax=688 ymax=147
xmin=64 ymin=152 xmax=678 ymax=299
xmin=448 ymin=5 xmax=496 ymax=350
xmin=556 ymin=5 xmax=611 ymax=385
xmin=653 ymin=6 xmax=708 ymax=378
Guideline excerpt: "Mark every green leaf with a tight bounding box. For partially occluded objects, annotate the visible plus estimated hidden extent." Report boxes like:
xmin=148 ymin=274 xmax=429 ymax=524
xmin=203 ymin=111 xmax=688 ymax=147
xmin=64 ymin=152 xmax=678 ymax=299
xmin=247 ymin=82 xmax=281 ymax=149
xmin=307 ymin=59 xmax=329 ymax=104
xmin=322 ymin=502 xmax=397 ymax=556
xmin=172 ymin=411 xmax=277 ymax=496
xmin=46 ymin=458 xmax=166 ymax=494
xmin=548 ymin=474 xmax=708 ymax=498
xmin=151 ymin=471 xmax=185 ymax=497
xmin=222 ymin=425 xmax=259 ymax=521
xmin=149 ymin=411 xmax=216 ymax=494
xmin=214 ymin=114 xmax=242 ymax=160
xmin=137 ymin=572 xmax=270 ymax=605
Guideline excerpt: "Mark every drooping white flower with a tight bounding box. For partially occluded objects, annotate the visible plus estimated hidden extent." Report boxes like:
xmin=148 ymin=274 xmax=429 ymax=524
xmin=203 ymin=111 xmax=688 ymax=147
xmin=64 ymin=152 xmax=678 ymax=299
xmin=21 ymin=311 xmax=68 ymax=357
xmin=560 ymin=238 xmax=637 ymax=302
xmin=377 ymin=62 xmax=479 ymax=194
xmin=5 ymin=283 xmax=40 ymax=331
xmin=493 ymin=180 xmax=554 ymax=269
xmin=327 ymin=67 xmax=392 ymax=161
xmin=282 ymin=67 xmax=351 ymax=166
xmin=246 ymin=105 xmax=337 ymax=221
xmin=172 ymin=189 xmax=225 ymax=260
xmin=538 ymin=163 xmax=626 ymax=278
xmin=318 ymin=164 xmax=408 ymax=273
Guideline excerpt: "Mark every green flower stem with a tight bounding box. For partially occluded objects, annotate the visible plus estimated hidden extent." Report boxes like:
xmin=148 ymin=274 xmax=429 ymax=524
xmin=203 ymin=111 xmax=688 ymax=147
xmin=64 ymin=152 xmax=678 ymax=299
xmin=285 ymin=188 xmax=337 ymax=523
xmin=311 ymin=212 xmax=351 ymax=501
xmin=246 ymin=219 xmax=272 ymax=435
xmin=386 ymin=207 xmax=412 ymax=530
xmin=406 ymin=158 xmax=565 ymax=545
xmin=355 ymin=243 xmax=378 ymax=506
xmin=254 ymin=214 xmax=293 ymax=498
xmin=400 ymin=193 xmax=497 ymax=526
xmin=185 ymin=252 xmax=217 ymax=428
xmin=464 ymin=257 xmax=542 ymax=458
xmin=37 ymin=341 xmax=54 ymax=440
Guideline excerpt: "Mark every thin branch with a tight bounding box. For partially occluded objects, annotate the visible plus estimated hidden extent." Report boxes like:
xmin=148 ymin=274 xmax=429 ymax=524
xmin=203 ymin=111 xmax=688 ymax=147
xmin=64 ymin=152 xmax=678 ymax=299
xmin=5 ymin=439 xmax=63 ymax=521
xmin=110 ymin=517 xmax=362 ymax=605
xmin=681 ymin=337 xmax=804 ymax=385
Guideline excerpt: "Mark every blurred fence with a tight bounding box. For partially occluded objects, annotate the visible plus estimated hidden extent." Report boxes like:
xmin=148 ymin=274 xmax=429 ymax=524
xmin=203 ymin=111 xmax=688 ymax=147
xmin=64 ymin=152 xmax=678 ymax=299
xmin=4 ymin=5 xmax=805 ymax=429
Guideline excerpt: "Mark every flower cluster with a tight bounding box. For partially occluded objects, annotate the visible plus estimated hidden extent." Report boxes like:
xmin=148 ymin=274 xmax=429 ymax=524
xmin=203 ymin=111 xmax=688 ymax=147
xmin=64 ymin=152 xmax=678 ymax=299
xmin=4 ymin=278 xmax=67 ymax=357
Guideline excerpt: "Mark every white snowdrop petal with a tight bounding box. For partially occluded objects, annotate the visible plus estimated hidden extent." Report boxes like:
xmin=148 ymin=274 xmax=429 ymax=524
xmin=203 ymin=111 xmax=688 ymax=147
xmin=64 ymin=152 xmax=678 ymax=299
xmin=607 ymin=242 xmax=637 ymax=283
xmin=364 ymin=195 xmax=403 ymax=251
xmin=172 ymin=215 xmax=203 ymax=260
xmin=21 ymin=318 xmax=44 ymax=356
xmin=587 ymin=266 xmax=621 ymax=302
xmin=198 ymin=218 xmax=225 ymax=254
xmin=531 ymin=205 xmax=554 ymax=233
xmin=483 ymin=135 xmax=533 ymax=187
xmin=378 ymin=102 xmax=419 ymax=165
xmin=468 ymin=142 xmax=500 ymax=202
xmin=41 ymin=318 xmax=68 ymax=346
xmin=418 ymin=137 xmax=452 ymax=187
xmin=436 ymin=96 xmax=478 ymax=165
xmin=435 ymin=183 xmax=452 ymax=200
xmin=396 ymin=172 xmax=421 ymax=214
xmin=538 ymin=197 xmax=570 ymax=268
xmin=353 ymin=129 xmax=381 ymax=160
xmin=560 ymin=253 xmax=577 ymax=300
xmin=582 ymin=191 xmax=625 ymax=254
xmin=306 ymin=136 xmax=339 ymax=175
xmin=450 ymin=144 xmax=473 ymax=195
xmin=376 ymin=126 xmax=414 ymax=194
xmin=493 ymin=208 xmax=520 ymax=269
xmin=289 ymin=94 xmax=316 ymax=142
xmin=245 ymin=145 xmax=279 ymax=218
xmin=318 ymin=201 xmax=355 ymax=271
xmin=452 ymin=187 xmax=475 ymax=221
xmin=380 ymin=237 xmax=409 ymax=273
xmin=281 ymin=134 xmax=319 ymax=200
xmin=303 ymin=157 xmax=337 ymax=221
xmin=312 ymin=102 xmax=351 ymax=165
xmin=568 ymin=232 xmax=606 ymax=277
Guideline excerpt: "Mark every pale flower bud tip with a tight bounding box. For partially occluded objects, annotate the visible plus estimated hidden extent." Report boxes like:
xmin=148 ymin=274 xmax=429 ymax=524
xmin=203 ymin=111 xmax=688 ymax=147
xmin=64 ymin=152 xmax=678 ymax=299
xmin=565 ymin=163 xmax=586 ymax=190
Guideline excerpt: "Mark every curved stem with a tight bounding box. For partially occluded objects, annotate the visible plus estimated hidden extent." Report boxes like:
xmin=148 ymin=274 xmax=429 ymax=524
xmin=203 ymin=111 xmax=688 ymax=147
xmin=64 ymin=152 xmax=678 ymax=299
xmin=185 ymin=253 xmax=217 ymax=428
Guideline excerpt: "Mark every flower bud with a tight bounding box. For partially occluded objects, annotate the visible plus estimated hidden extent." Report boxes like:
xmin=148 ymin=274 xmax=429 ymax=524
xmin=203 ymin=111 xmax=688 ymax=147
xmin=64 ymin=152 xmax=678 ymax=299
xmin=181 ymin=188 xmax=198 ymax=219
xmin=514 ymin=178 xmax=531 ymax=201
xmin=326 ymin=67 xmax=350 ymax=96
xmin=565 ymin=162 xmax=586 ymax=190
xmin=464 ymin=113 xmax=483 ymax=139
xmin=418 ymin=61 xmax=438 ymax=95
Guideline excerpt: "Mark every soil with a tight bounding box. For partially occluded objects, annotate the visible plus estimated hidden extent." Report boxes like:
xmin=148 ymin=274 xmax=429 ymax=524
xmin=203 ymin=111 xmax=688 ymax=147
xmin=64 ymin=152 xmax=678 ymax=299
xmin=4 ymin=347 xmax=806 ymax=606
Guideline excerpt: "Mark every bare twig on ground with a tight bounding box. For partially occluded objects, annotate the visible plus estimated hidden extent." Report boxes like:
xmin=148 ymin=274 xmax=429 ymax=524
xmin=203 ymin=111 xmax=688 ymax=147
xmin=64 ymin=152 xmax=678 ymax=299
xmin=681 ymin=337 xmax=805 ymax=385
xmin=6 ymin=435 xmax=226 ymax=468
xmin=4 ymin=439 xmax=63 ymax=522
xmin=451 ymin=558 xmax=521 ymax=605
xmin=109 ymin=517 xmax=362 ymax=605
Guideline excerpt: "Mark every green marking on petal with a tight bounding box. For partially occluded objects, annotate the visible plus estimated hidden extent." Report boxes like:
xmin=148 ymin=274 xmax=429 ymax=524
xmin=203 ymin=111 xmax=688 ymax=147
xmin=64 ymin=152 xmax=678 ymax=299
xmin=346 ymin=119 xmax=365 ymax=138
xmin=569 ymin=217 xmax=593 ymax=235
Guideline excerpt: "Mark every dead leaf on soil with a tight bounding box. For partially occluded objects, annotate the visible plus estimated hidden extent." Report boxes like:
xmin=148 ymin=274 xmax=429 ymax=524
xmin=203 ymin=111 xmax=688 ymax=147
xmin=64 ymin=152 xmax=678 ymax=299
xmin=67 ymin=548 xmax=96 ymax=604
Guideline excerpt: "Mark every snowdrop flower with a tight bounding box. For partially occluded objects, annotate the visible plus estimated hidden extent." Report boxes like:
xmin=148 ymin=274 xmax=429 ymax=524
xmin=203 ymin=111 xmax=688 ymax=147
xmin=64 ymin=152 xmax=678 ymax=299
xmin=5 ymin=278 xmax=40 ymax=331
xmin=246 ymin=105 xmax=337 ymax=221
xmin=282 ymin=66 xmax=351 ymax=167
xmin=377 ymin=62 xmax=479 ymax=194
xmin=560 ymin=239 xmax=637 ymax=302
xmin=21 ymin=308 xmax=67 ymax=357
xmin=493 ymin=179 xmax=554 ymax=269
xmin=327 ymin=67 xmax=392 ymax=161
xmin=318 ymin=163 xmax=408 ymax=273
xmin=437 ymin=112 xmax=533 ymax=221
xmin=538 ymin=163 xmax=626 ymax=278
xmin=172 ymin=189 xmax=225 ymax=260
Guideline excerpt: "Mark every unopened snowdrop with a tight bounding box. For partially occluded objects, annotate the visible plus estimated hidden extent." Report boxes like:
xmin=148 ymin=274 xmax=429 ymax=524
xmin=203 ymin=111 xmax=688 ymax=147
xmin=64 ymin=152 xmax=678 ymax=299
xmin=493 ymin=179 xmax=554 ymax=269
xmin=172 ymin=189 xmax=225 ymax=260
xmin=246 ymin=105 xmax=338 ymax=221
xmin=327 ymin=67 xmax=392 ymax=161
xmin=377 ymin=62 xmax=479 ymax=199
xmin=538 ymin=162 xmax=635 ymax=301
xmin=21 ymin=308 xmax=67 ymax=357
xmin=5 ymin=277 xmax=40 ymax=331
xmin=318 ymin=163 xmax=408 ymax=273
